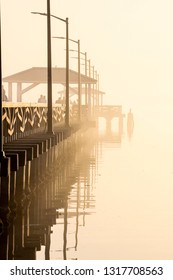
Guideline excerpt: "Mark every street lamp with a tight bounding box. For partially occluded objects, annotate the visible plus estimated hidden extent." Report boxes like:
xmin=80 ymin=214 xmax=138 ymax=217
xmin=0 ymin=3 xmax=6 ymax=161
xmin=0 ymin=3 xmax=10 ymax=180
xmin=70 ymin=50 xmax=88 ymax=107
xmin=96 ymin=73 xmax=100 ymax=107
xmin=0 ymin=4 xmax=4 ymax=159
xmin=47 ymin=0 xmax=53 ymax=133
xmin=53 ymin=37 xmax=81 ymax=122
xmin=31 ymin=2 xmax=70 ymax=128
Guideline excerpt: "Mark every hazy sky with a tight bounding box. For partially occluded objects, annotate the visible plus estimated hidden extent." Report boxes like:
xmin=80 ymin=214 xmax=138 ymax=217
xmin=2 ymin=0 xmax=173 ymax=114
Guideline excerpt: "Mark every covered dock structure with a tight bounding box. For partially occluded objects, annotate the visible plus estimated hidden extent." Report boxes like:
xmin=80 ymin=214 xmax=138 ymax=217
xmin=3 ymin=67 xmax=98 ymax=104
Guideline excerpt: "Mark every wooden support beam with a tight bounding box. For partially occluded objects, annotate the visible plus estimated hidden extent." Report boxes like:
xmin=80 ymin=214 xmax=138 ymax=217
xmin=21 ymin=83 xmax=39 ymax=95
xmin=17 ymin=83 xmax=22 ymax=102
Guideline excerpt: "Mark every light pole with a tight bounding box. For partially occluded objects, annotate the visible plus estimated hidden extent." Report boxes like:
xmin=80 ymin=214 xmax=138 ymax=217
xmin=31 ymin=4 xmax=70 ymax=128
xmin=88 ymin=59 xmax=91 ymax=118
xmin=0 ymin=3 xmax=5 ymax=160
xmin=92 ymin=65 xmax=95 ymax=116
xmin=71 ymin=50 xmax=88 ymax=107
xmin=81 ymin=59 xmax=97 ymax=114
xmin=97 ymin=73 xmax=100 ymax=108
xmin=72 ymin=39 xmax=81 ymax=122
xmin=47 ymin=0 xmax=53 ymax=134
xmin=0 ymin=3 xmax=10 ymax=180
xmin=53 ymin=37 xmax=81 ymax=122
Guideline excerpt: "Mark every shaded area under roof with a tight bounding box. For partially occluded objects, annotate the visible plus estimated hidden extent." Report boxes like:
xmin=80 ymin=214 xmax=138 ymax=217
xmin=58 ymin=87 xmax=106 ymax=96
xmin=3 ymin=67 xmax=97 ymax=84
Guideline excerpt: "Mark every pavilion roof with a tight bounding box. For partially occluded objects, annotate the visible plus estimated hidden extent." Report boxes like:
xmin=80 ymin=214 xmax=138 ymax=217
xmin=3 ymin=67 xmax=97 ymax=84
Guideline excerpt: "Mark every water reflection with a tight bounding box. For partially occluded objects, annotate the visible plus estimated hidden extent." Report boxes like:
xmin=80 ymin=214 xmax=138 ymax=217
xmin=0 ymin=123 xmax=127 ymax=260
xmin=3 ymin=112 xmax=173 ymax=260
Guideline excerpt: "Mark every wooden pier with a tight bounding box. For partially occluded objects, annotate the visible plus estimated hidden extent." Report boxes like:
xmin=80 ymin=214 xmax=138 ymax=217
xmin=0 ymin=97 xmax=125 ymax=260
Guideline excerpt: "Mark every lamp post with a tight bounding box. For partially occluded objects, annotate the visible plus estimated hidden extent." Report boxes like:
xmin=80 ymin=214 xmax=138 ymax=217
xmin=47 ymin=0 xmax=53 ymax=134
xmin=88 ymin=59 xmax=91 ymax=118
xmin=71 ymin=50 xmax=88 ymax=107
xmin=84 ymin=52 xmax=88 ymax=106
xmin=0 ymin=5 xmax=3 ymax=158
xmin=97 ymin=73 xmax=100 ymax=108
xmin=74 ymin=39 xmax=81 ymax=122
xmin=53 ymin=37 xmax=81 ymax=122
xmin=0 ymin=3 xmax=5 ymax=160
xmin=92 ymin=65 xmax=95 ymax=116
xmin=31 ymin=3 xmax=70 ymax=128
xmin=0 ymin=3 xmax=10 ymax=180
xmin=81 ymin=59 xmax=97 ymax=115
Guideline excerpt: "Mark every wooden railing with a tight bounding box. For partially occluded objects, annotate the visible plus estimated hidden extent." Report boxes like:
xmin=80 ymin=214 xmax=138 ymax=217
xmin=95 ymin=105 xmax=122 ymax=119
xmin=2 ymin=102 xmax=91 ymax=143
xmin=2 ymin=102 xmax=66 ymax=143
xmin=2 ymin=102 xmax=122 ymax=142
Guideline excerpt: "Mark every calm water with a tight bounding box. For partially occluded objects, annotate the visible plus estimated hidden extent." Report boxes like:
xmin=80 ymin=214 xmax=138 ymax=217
xmin=36 ymin=108 xmax=173 ymax=260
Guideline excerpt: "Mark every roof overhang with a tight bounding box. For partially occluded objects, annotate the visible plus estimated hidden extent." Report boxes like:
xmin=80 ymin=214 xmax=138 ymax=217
xmin=3 ymin=67 xmax=97 ymax=85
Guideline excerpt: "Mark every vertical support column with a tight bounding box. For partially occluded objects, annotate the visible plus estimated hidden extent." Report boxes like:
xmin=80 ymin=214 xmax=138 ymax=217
xmin=85 ymin=52 xmax=88 ymax=106
xmin=0 ymin=157 xmax=10 ymax=260
xmin=88 ymin=60 xmax=91 ymax=119
xmin=8 ymin=82 xmax=12 ymax=102
xmin=63 ymin=199 xmax=68 ymax=260
xmin=17 ymin=83 xmax=22 ymax=102
xmin=65 ymin=18 xmax=70 ymax=127
xmin=88 ymin=84 xmax=91 ymax=119
xmin=0 ymin=9 xmax=5 ymax=159
xmin=0 ymin=224 xmax=9 ymax=259
xmin=101 ymin=93 xmax=103 ymax=106
xmin=97 ymin=74 xmax=99 ymax=107
xmin=0 ymin=157 xmax=11 ymax=211
xmin=10 ymin=171 xmax=17 ymax=210
xmin=16 ymin=165 xmax=26 ymax=203
xmin=92 ymin=66 xmax=95 ymax=116
xmin=47 ymin=0 xmax=53 ymax=133
xmin=119 ymin=115 xmax=123 ymax=135
xmin=78 ymin=40 xmax=81 ymax=122
xmin=118 ymin=107 xmax=123 ymax=135
xmin=14 ymin=208 xmax=25 ymax=259
xmin=95 ymin=73 xmax=99 ymax=124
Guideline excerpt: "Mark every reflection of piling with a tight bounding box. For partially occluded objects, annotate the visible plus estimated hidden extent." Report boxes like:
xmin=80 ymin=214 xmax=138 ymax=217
xmin=25 ymin=161 xmax=31 ymax=195
xmin=0 ymin=157 xmax=11 ymax=218
xmin=8 ymin=220 xmax=15 ymax=260
xmin=45 ymin=226 xmax=51 ymax=260
xmin=16 ymin=166 xmax=26 ymax=205
xmin=0 ymin=125 xmax=98 ymax=260
xmin=0 ymin=175 xmax=10 ymax=213
xmin=0 ymin=224 xmax=9 ymax=259
xmin=14 ymin=208 xmax=24 ymax=259
xmin=63 ymin=199 xmax=68 ymax=260
xmin=10 ymin=171 xmax=17 ymax=211
xmin=75 ymin=178 xmax=80 ymax=251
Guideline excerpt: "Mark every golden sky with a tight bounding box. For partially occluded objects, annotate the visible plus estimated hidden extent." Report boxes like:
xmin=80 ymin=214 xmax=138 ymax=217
xmin=2 ymin=0 xmax=173 ymax=113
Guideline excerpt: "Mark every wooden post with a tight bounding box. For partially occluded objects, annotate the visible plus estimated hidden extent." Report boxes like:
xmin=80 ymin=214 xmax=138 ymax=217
xmin=8 ymin=82 xmax=12 ymax=101
xmin=17 ymin=83 xmax=22 ymax=102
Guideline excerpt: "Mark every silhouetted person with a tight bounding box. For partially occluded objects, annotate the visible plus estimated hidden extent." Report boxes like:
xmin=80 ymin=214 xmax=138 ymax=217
xmin=38 ymin=94 xmax=46 ymax=103
xmin=55 ymin=97 xmax=63 ymax=104
xmin=2 ymin=86 xmax=8 ymax=101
